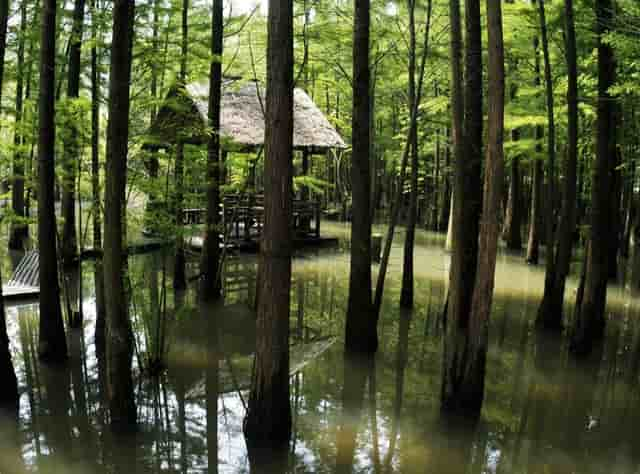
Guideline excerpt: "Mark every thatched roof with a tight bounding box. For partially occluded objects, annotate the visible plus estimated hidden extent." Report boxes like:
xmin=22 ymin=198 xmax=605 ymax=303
xmin=147 ymin=80 xmax=346 ymax=153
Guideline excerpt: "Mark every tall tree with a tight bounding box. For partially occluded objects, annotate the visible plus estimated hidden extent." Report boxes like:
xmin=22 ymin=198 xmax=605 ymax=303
xmin=8 ymin=1 xmax=28 ymax=251
xmin=441 ymin=0 xmax=484 ymax=412
xmin=536 ymin=0 xmax=578 ymax=329
xmin=38 ymin=0 xmax=68 ymax=363
xmin=463 ymin=0 xmax=505 ymax=409
xmin=104 ymin=0 xmax=136 ymax=431
xmin=0 ymin=0 xmax=18 ymax=412
xmin=400 ymin=0 xmax=419 ymax=308
xmin=173 ymin=0 xmax=188 ymax=290
xmin=92 ymin=0 xmax=106 ymax=350
xmin=345 ymin=0 xmax=374 ymax=351
xmin=61 ymin=0 xmax=86 ymax=266
xmin=243 ymin=0 xmax=294 ymax=453
xmin=200 ymin=0 xmax=223 ymax=300
xmin=571 ymin=0 xmax=615 ymax=354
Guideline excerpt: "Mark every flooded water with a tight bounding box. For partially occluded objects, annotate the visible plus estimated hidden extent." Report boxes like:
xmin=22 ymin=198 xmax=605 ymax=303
xmin=1 ymin=221 xmax=640 ymax=473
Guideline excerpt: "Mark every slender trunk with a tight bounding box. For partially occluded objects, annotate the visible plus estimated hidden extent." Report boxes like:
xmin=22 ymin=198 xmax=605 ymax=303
xmin=438 ymin=127 xmax=451 ymax=233
xmin=38 ymin=0 xmax=68 ymax=364
xmin=0 ymin=0 xmax=18 ymax=412
xmin=526 ymin=144 xmax=543 ymax=262
xmin=61 ymin=0 xmax=86 ymax=266
xmin=400 ymin=0 xmax=418 ymax=308
xmin=91 ymin=0 xmax=106 ymax=351
xmin=536 ymin=0 xmax=579 ymax=328
xmin=571 ymin=0 xmax=615 ymax=355
xmin=104 ymin=0 xmax=136 ymax=431
xmin=200 ymin=0 xmax=223 ymax=300
xmin=503 ymin=154 xmax=522 ymax=250
xmin=607 ymin=128 xmax=622 ymax=281
xmin=345 ymin=0 xmax=374 ymax=351
xmin=174 ymin=0 xmax=189 ymax=290
xmin=8 ymin=2 xmax=28 ymax=251
xmin=441 ymin=0 xmax=483 ymax=412
xmin=243 ymin=0 xmax=294 ymax=452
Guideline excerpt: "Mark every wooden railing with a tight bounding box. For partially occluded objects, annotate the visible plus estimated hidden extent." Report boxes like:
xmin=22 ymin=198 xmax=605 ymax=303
xmin=182 ymin=194 xmax=321 ymax=241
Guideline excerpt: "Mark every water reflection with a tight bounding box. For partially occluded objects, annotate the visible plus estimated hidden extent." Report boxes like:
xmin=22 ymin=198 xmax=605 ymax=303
xmin=1 ymin=228 xmax=640 ymax=472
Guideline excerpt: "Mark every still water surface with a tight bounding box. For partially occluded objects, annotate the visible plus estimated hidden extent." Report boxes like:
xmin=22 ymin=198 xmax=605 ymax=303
xmin=1 ymin=222 xmax=639 ymax=473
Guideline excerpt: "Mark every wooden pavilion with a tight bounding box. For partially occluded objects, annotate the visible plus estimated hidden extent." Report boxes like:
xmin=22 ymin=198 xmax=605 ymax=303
xmin=144 ymin=79 xmax=346 ymax=248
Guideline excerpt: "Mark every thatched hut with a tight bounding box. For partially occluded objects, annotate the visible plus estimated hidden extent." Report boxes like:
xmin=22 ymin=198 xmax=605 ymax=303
xmin=146 ymin=80 xmax=346 ymax=154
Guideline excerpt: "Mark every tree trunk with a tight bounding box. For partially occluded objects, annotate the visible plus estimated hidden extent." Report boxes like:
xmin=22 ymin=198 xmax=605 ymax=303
xmin=0 ymin=0 xmax=18 ymax=412
xmin=400 ymin=0 xmax=418 ymax=309
xmin=526 ymin=150 xmax=543 ymax=263
xmin=173 ymin=0 xmax=189 ymax=291
xmin=536 ymin=0 xmax=579 ymax=328
xmin=607 ymin=129 xmax=622 ymax=281
xmin=243 ymin=0 xmax=294 ymax=453
xmin=8 ymin=2 xmax=28 ymax=251
xmin=439 ymin=127 xmax=451 ymax=233
xmin=104 ymin=0 xmax=136 ymax=432
xmin=441 ymin=0 xmax=483 ymax=413
xmin=200 ymin=0 xmax=223 ymax=301
xmin=465 ymin=0 xmax=505 ymax=411
xmin=503 ymin=154 xmax=522 ymax=250
xmin=570 ymin=0 xmax=615 ymax=355
xmin=91 ymin=0 xmax=106 ymax=351
xmin=345 ymin=0 xmax=374 ymax=351
xmin=61 ymin=0 xmax=86 ymax=267
xmin=38 ymin=0 xmax=68 ymax=364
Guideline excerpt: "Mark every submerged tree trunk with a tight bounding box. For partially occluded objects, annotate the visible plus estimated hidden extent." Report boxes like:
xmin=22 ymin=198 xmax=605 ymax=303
xmin=441 ymin=0 xmax=484 ymax=412
xmin=571 ymin=0 xmax=615 ymax=355
xmin=91 ymin=0 xmax=106 ymax=350
xmin=173 ymin=0 xmax=189 ymax=291
xmin=400 ymin=0 xmax=419 ymax=309
xmin=200 ymin=0 xmax=223 ymax=301
xmin=536 ymin=0 xmax=578 ymax=329
xmin=465 ymin=0 xmax=505 ymax=410
xmin=243 ymin=0 xmax=294 ymax=453
xmin=61 ymin=0 xmax=86 ymax=267
xmin=104 ymin=0 xmax=136 ymax=432
xmin=8 ymin=2 xmax=28 ymax=251
xmin=345 ymin=0 xmax=374 ymax=352
xmin=0 ymin=0 xmax=18 ymax=412
xmin=38 ymin=0 xmax=67 ymax=363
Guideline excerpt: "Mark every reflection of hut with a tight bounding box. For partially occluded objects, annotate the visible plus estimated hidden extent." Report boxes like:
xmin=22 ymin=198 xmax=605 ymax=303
xmin=144 ymin=80 xmax=345 ymax=245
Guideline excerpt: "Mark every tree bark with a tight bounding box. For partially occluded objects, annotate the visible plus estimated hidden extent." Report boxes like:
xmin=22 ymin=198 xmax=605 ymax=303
xmin=345 ymin=0 xmax=374 ymax=351
xmin=441 ymin=0 xmax=484 ymax=413
xmin=400 ymin=0 xmax=418 ymax=309
xmin=91 ymin=0 xmax=106 ymax=351
xmin=8 ymin=2 xmax=29 ymax=251
xmin=173 ymin=0 xmax=189 ymax=291
xmin=38 ymin=0 xmax=68 ymax=364
xmin=61 ymin=0 xmax=86 ymax=266
xmin=465 ymin=0 xmax=505 ymax=411
xmin=536 ymin=0 xmax=578 ymax=328
xmin=0 ymin=0 xmax=18 ymax=412
xmin=104 ymin=0 xmax=136 ymax=432
xmin=503 ymin=154 xmax=522 ymax=250
xmin=243 ymin=0 xmax=294 ymax=452
xmin=200 ymin=0 xmax=223 ymax=301
xmin=571 ymin=0 xmax=615 ymax=355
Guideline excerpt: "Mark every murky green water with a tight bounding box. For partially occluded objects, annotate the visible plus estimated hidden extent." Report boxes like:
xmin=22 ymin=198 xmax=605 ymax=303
xmin=1 ymin=221 xmax=640 ymax=473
